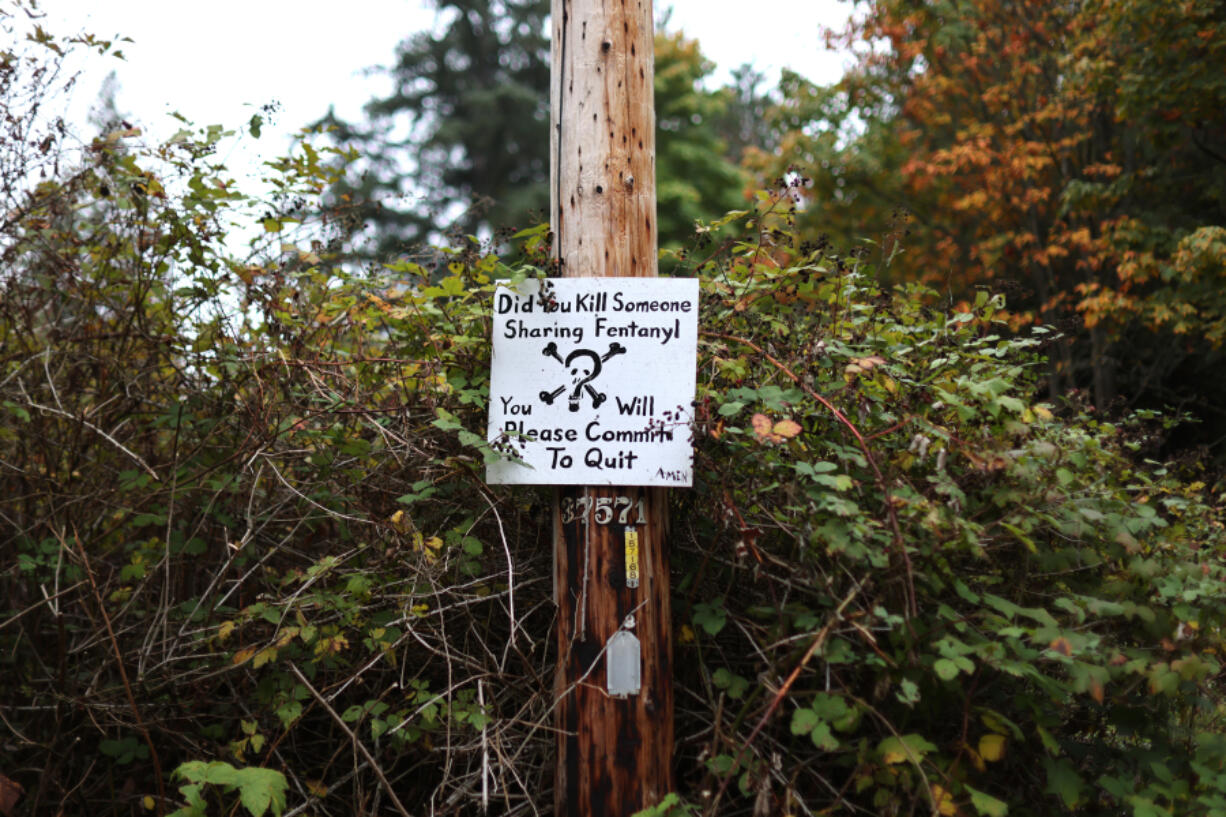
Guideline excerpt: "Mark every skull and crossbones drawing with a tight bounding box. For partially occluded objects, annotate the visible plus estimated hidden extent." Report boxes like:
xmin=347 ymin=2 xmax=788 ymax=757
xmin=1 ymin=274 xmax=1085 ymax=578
xmin=539 ymin=341 xmax=626 ymax=411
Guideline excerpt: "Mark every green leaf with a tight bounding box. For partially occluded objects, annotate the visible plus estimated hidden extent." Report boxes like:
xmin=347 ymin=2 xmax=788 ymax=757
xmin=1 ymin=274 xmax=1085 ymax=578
xmin=707 ymin=754 xmax=737 ymax=775
xmin=712 ymin=668 xmax=748 ymax=699
xmin=878 ymin=734 xmax=937 ymax=765
xmin=810 ymin=693 xmax=849 ymax=722
xmin=170 ymin=782 xmax=208 ymax=817
xmin=1128 ymin=796 xmax=1171 ymax=817
xmin=966 ymin=785 xmax=1008 ymax=817
xmin=232 ymin=767 xmax=288 ymax=817
xmin=693 ymin=601 xmax=726 ymax=636
xmin=810 ymin=720 xmax=840 ymax=751
xmin=934 ymin=658 xmax=961 ymax=680
xmin=996 ymin=395 xmax=1025 ymax=414
xmin=895 ymin=678 xmax=921 ymax=706
xmin=1035 ymin=725 xmax=1061 ymax=755
xmin=791 ymin=707 xmax=819 ymax=736
xmin=432 ymin=408 xmax=464 ymax=431
xmin=1043 ymin=757 xmax=1084 ymax=808
xmin=202 ymin=761 xmax=240 ymax=786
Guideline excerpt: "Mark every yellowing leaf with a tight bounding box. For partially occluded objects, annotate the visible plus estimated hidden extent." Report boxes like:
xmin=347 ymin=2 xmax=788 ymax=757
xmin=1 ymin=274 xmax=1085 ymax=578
xmin=678 ymin=624 xmax=696 ymax=644
xmin=752 ymin=413 xmax=799 ymax=443
xmin=882 ymin=747 xmax=907 ymax=764
xmin=1049 ymin=637 xmax=1074 ymax=657
xmin=931 ymin=784 xmax=958 ymax=816
xmin=315 ymin=635 xmax=349 ymax=657
xmin=773 ymin=419 xmax=802 ymax=439
xmin=252 ymin=647 xmax=278 ymax=669
xmin=232 ymin=646 xmax=257 ymax=666
xmin=979 ymin=733 xmax=1007 ymax=762
xmin=275 ymin=627 xmax=299 ymax=648
xmin=218 ymin=620 xmax=236 ymax=642
xmin=412 ymin=534 xmax=444 ymax=563
xmin=878 ymin=734 xmax=936 ymax=765
xmin=389 ymin=510 xmax=416 ymax=535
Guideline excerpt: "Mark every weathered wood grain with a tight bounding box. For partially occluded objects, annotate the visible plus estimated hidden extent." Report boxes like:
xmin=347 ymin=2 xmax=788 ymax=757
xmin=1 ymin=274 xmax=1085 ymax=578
xmin=551 ymin=0 xmax=657 ymax=280
xmin=553 ymin=486 xmax=673 ymax=816
xmin=550 ymin=1 xmax=674 ymax=813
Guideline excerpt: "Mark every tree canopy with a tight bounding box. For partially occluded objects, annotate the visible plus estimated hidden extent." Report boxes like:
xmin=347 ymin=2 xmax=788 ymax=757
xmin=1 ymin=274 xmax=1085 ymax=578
xmin=749 ymin=0 xmax=1226 ymax=452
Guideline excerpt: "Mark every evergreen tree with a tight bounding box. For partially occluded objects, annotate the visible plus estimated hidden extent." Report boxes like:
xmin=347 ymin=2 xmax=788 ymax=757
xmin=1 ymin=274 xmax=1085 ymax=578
xmin=317 ymin=0 xmax=552 ymax=258
xmin=320 ymin=5 xmax=751 ymax=258
xmin=654 ymin=31 xmax=747 ymax=249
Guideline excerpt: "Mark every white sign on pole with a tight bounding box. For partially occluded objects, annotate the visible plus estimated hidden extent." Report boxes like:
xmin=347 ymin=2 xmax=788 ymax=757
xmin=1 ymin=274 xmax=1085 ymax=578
xmin=486 ymin=277 xmax=698 ymax=486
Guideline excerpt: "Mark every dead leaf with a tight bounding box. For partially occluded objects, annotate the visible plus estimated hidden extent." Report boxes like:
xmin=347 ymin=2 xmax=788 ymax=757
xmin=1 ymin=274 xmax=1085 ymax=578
xmin=1049 ymin=637 xmax=1073 ymax=657
xmin=1088 ymin=679 xmax=1105 ymax=704
xmin=0 ymin=775 xmax=23 ymax=817
xmin=751 ymin=413 xmax=800 ymax=443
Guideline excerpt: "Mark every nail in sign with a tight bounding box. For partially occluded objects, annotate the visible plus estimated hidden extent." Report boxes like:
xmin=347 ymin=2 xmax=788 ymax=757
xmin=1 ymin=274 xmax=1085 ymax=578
xmin=486 ymin=277 xmax=698 ymax=486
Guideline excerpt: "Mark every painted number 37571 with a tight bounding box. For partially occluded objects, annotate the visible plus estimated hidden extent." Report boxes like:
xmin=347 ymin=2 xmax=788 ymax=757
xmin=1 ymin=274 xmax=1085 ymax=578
xmin=559 ymin=495 xmax=647 ymax=526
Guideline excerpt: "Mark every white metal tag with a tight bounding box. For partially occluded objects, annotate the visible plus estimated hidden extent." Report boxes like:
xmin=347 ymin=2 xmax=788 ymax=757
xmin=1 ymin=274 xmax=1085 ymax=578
xmin=606 ymin=630 xmax=642 ymax=698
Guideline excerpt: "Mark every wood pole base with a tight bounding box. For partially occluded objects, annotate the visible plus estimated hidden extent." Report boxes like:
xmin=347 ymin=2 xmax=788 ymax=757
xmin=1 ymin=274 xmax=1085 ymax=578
xmin=553 ymin=485 xmax=673 ymax=816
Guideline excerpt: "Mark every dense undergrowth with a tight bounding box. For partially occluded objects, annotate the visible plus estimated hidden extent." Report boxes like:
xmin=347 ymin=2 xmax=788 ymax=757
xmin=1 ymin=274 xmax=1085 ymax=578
xmin=3 ymin=18 xmax=1226 ymax=817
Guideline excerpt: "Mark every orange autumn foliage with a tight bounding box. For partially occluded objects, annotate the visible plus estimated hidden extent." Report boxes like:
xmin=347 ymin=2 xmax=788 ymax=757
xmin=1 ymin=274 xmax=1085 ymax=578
xmin=751 ymin=0 xmax=1226 ymax=418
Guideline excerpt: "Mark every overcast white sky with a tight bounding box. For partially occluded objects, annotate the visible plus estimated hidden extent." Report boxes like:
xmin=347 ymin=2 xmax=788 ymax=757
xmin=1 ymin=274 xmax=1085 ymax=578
xmin=45 ymin=0 xmax=852 ymax=165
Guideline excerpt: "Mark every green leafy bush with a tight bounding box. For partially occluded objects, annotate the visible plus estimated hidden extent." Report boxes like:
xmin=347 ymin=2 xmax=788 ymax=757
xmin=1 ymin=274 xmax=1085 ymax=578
xmin=1 ymin=15 xmax=1222 ymax=817
xmin=169 ymin=762 xmax=287 ymax=817
xmin=673 ymin=193 xmax=1226 ymax=816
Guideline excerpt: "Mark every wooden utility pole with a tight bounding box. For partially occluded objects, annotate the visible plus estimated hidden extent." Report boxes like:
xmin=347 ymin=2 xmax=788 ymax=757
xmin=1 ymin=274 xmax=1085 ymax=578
xmin=549 ymin=1 xmax=674 ymax=815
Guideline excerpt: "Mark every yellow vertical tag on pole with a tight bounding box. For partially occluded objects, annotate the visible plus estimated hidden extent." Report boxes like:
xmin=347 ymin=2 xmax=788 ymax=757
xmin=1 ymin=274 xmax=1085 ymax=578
xmin=624 ymin=529 xmax=640 ymax=589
